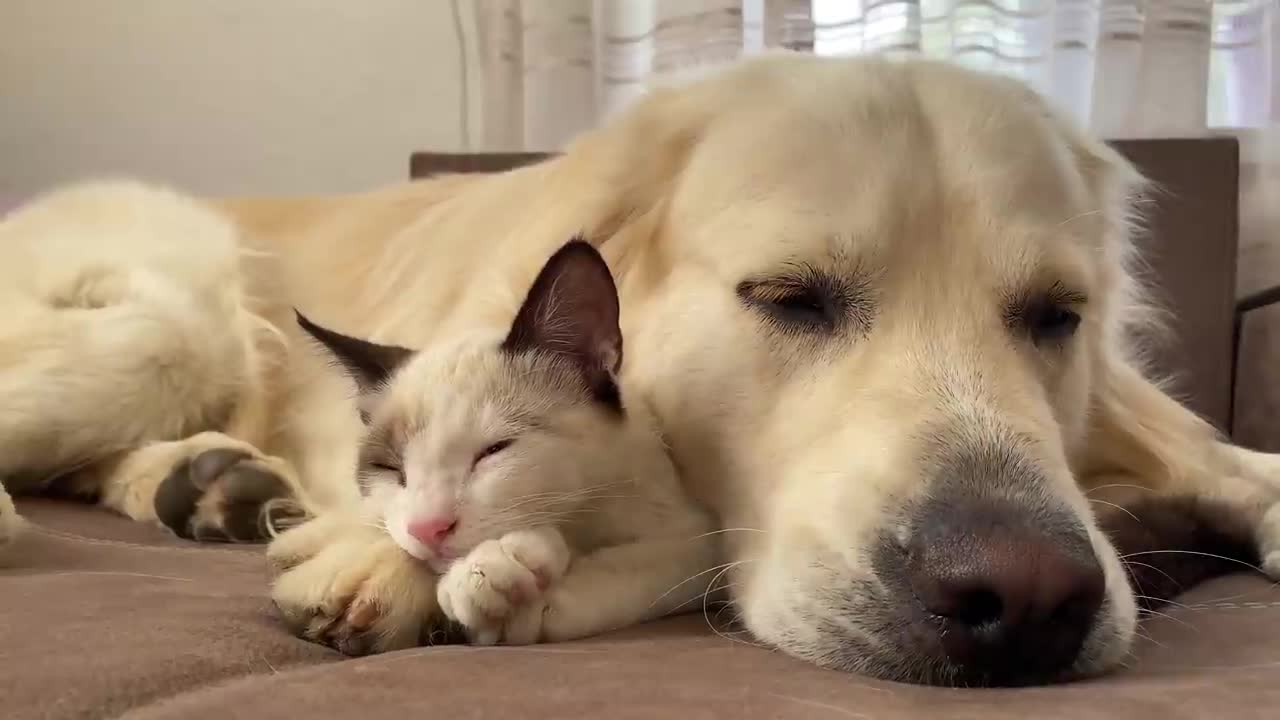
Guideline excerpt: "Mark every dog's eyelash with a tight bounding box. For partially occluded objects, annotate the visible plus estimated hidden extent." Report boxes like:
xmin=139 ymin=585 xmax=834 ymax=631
xmin=737 ymin=264 xmax=870 ymax=334
xmin=1005 ymin=282 xmax=1087 ymax=346
xmin=1045 ymin=281 xmax=1088 ymax=307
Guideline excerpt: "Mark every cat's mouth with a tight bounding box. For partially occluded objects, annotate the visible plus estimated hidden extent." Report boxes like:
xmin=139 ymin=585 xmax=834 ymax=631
xmin=425 ymin=555 xmax=453 ymax=574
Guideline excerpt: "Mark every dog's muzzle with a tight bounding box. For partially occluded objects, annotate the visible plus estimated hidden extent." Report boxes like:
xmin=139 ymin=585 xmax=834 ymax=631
xmin=900 ymin=496 xmax=1104 ymax=685
xmin=864 ymin=447 xmax=1107 ymax=686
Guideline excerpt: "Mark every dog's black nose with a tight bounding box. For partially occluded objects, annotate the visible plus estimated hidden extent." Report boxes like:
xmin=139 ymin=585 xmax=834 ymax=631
xmin=905 ymin=500 xmax=1105 ymax=684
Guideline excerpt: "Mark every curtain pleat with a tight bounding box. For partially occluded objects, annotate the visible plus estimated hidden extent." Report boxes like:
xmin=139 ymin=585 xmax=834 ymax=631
xmin=468 ymin=0 xmax=1276 ymax=148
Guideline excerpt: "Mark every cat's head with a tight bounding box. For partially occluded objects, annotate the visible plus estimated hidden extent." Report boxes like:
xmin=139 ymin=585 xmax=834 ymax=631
xmin=297 ymin=239 xmax=628 ymax=568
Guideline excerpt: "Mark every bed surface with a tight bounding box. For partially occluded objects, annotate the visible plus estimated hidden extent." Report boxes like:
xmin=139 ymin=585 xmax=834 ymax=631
xmin=5 ymin=499 xmax=1280 ymax=720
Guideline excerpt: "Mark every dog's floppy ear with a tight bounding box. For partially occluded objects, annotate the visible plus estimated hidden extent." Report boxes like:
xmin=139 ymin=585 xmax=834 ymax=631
xmin=295 ymin=310 xmax=413 ymax=417
xmin=502 ymin=237 xmax=623 ymax=412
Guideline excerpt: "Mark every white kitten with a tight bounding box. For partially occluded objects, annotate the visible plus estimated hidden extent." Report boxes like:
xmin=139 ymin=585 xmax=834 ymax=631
xmin=297 ymin=239 xmax=720 ymax=645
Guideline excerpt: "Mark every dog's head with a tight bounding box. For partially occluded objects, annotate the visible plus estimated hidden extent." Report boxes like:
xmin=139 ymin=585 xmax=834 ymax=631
xmin=572 ymin=54 xmax=1148 ymax=686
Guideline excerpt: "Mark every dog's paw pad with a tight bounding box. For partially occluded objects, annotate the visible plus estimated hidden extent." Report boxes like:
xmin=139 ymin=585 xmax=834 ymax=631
xmin=155 ymin=448 xmax=300 ymax=542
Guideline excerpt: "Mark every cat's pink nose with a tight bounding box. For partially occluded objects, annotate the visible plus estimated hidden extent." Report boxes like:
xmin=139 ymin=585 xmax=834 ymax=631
xmin=406 ymin=516 xmax=457 ymax=549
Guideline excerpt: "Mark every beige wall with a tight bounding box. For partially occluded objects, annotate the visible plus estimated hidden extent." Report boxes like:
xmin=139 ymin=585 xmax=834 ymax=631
xmin=1 ymin=0 xmax=465 ymax=198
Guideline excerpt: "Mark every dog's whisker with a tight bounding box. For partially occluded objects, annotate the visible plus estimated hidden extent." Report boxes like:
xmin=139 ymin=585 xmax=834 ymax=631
xmin=1131 ymin=593 xmax=1190 ymax=611
xmin=1136 ymin=605 xmax=1197 ymax=632
xmin=651 ymin=560 xmax=752 ymax=610
xmin=1132 ymin=626 xmax=1168 ymax=650
xmin=1085 ymin=483 xmax=1156 ymax=496
xmin=1056 ymin=208 xmax=1103 ymax=228
xmin=1120 ymin=549 xmax=1263 ymax=575
xmin=1120 ymin=560 xmax=1181 ymax=592
xmin=702 ymin=563 xmax=763 ymax=650
xmin=1089 ymin=497 xmax=1141 ymax=524
xmin=687 ymin=527 xmax=767 ymax=541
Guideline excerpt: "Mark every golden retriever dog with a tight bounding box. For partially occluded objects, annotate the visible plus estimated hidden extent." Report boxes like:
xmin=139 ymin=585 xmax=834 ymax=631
xmin=2 ymin=53 xmax=1278 ymax=686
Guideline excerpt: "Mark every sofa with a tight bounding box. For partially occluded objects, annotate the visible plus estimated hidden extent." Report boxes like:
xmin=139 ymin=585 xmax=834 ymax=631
xmin=4 ymin=138 xmax=1278 ymax=719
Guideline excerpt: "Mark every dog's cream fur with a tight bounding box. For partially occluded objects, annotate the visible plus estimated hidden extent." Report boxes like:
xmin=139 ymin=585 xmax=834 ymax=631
xmin=2 ymin=54 xmax=1279 ymax=682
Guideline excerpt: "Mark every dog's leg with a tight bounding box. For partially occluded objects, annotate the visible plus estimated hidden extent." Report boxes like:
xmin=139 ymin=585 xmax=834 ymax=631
xmin=77 ymin=430 xmax=305 ymax=542
xmin=0 ymin=181 xmax=287 ymax=501
xmin=0 ymin=273 xmax=302 ymax=542
xmin=85 ymin=306 xmax=310 ymax=542
xmin=1209 ymin=444 xmax=1280 ymax=575
xmin=1082 ymin=359 xmax=1280 ymax=579
xmin=0 ymin=279 xmax=238 ymax=483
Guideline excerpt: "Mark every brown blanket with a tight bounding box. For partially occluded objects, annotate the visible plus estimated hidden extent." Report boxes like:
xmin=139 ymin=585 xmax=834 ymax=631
xmin=4 ymin=499 xmax=1280 ymax=719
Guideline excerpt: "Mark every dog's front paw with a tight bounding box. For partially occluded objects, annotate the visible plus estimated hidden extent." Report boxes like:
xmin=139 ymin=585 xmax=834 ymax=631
xmin=269 ymin=515 xmax=449 ymax=656
xmin=437 ymin=526 xmax=571 ymax=645
xmin=154 ymin=446 xmax=301 ymax=542
xmin=1219 ymin=447 xmax=1280 ymax=580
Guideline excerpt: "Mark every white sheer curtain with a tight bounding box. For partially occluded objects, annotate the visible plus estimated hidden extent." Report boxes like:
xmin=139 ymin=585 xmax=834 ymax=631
xmin=456 ymin=0 xmax=1277 ymax=300
xmin=457 ymin=0 xmax=1278 ymax=151
xmin=457 ymin=0 xmax=1277 ymax=289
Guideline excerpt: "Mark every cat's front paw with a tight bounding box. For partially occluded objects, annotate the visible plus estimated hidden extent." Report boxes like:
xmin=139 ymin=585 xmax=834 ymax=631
xmin=1255 ymin=501 xmax=1280 ymax=579
xmin=0 ymin=485 xmax=22 ymax=551
xmin=269 ymin=513 xmax=449 ymax=656
xmin=437 ymin=526 xmax=571 ymax=645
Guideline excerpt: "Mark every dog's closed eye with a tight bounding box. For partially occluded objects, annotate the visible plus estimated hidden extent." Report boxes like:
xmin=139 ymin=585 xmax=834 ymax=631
xmin=1026 ymin=302 xmax=1081 ymax=343
xmin=1006 ymin=283 xmax=1086 ymax=346
xmin=737 ymin=264 xmax=870 ymax=334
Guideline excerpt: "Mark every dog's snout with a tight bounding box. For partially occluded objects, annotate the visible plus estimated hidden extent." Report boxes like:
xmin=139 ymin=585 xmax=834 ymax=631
xmin=909 ymin=529 xmax=1105 ymax=629
xmin=904 ymin=499 xmax=1105 ymax=684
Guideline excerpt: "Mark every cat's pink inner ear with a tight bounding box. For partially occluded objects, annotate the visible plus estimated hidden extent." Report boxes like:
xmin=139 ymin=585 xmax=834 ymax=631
xmin=596 ymin=339 xmax=621 ymax=376
xmin=503 ymin=238 xmax=622 ymax=373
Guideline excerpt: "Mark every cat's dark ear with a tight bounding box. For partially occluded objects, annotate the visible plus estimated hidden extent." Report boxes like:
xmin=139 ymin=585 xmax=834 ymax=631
xmin=295 ymin=310 xmax=413 ymax=416
xmin=502 ymin=238 xmax=623 ymax=411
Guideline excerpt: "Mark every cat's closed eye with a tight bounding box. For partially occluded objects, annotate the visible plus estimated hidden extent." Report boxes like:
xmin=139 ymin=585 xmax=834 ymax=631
xmin=474 ymin=439 xmax=513 ymax=466
xmin=368 ymin=461 xmax=405 ymax=486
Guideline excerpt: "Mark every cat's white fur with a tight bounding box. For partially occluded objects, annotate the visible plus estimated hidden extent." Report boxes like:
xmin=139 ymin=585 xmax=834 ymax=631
xmin=290 ymin=245 xmax=719 ymax=646
xmin=367 ymin=334 xmax=716 ymax=646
